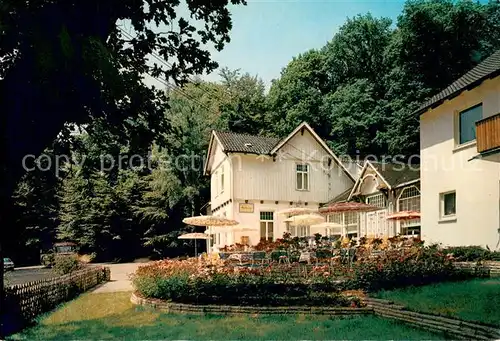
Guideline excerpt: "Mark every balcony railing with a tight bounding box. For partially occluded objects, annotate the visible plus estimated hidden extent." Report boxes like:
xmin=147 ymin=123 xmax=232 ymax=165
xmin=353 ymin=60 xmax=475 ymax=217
xmin=476 ymin=113 xmax=500 ymax=154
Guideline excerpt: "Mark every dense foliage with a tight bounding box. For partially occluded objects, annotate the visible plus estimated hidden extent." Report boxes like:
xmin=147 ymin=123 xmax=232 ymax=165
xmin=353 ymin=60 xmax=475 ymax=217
xmin=5 ymin=0 xmax=500 ymax=264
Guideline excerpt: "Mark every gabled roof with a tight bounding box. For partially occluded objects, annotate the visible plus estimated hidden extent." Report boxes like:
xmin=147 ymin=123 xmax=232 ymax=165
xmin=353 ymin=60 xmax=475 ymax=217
xmin=203 ymin=122 xmax=355 ymax=182
xmin=370 ymin=162 xmax=420 ymax=189
xmin=270 ymin=122 xmax=355 ymax=181
xmin=214 ymin=131 xmax=280 ymax=155
xmin=325 ymin=187 xmax=353 ymax=205
xmin=348 ymin=161 xmax=420 ymax=199
xmin=416 ymin=49 xmax=500 ymax=115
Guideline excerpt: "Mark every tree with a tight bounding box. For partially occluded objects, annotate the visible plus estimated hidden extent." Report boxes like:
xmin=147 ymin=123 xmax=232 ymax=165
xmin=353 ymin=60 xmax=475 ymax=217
xmin=0 ymin=1 xmax=244 ymax=331
xmin=266 ymin=49 xmax=331 ymax=138
xmin=219 ymin=67 xmax=267 ymax=135
xmin=322 ymin=79 xmax=389 ymax=156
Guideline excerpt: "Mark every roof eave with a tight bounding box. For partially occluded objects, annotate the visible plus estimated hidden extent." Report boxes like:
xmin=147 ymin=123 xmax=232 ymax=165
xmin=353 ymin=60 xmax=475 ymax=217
xmin=416 ymin=71 xmax=500 ymax=116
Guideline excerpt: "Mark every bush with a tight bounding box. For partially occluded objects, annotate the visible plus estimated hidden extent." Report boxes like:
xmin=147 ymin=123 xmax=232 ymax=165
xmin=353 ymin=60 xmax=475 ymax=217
xmin=132 ymin=259 xmax=357 ymax=307
xmin=343 ymin=247 xmax=473 ymax=292
xmin=444 ymin=246 xmax=500 ymax=261
xmin=53 ymin=255 xmax=81 ymax=275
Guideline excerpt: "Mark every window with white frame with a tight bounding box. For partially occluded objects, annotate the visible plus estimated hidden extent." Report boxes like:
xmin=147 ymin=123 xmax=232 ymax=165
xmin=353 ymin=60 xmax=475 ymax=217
xmin=260 ymin=211 xmax=274 ymax=241
xmin=440 ymin=191 xmax=456 ymax=218
xmin=458 ymin=104 xmax=482 ymax=145
xmin=296 ymin=164 xmax=309 ymax=190
xmin=220 ymin=166 xmax=224 ymax=194
xmin=366 ymin=193 xmax=386 ymax=208
xmin=398 ymin=186 xmax=421 ymax=212
xmin=398 ymin=186 xmax=421 ymax=236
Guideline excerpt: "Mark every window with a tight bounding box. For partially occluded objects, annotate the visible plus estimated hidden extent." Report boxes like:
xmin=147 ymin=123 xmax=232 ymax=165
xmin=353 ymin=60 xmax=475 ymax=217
xmin=398 ymin=186 xmax=421 ymax=212
xmin=296 ymin=164 xmax=309 ymax=190
xmin=260 ymin=211 xmax=274 ymax=241
xmin=440 ymin=191 xmax=456 ymax=218
xmin=459 ymin=104 xmax=482 ymax=144
xmin=366 ymin=193 xmax=386 ymax=208
xmin=398 ymin=186 xmax=421 ymax=236
xmin=220 ymin=167 xmax=224 ymax=194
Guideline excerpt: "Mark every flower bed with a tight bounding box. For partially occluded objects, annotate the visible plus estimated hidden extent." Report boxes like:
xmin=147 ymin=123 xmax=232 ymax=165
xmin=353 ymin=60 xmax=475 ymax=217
xmin=343 ymin=246 xmax=474 ymax=292
xmin=132 ymin=244 xmax=477 ymax=308
xmin=132 ymin=259 xmax=359 ymax=307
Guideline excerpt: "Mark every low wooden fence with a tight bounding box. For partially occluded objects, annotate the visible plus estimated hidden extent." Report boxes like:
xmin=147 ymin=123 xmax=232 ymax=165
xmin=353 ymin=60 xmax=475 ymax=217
xmin=3 ymin=266 xmax=110 ymax=335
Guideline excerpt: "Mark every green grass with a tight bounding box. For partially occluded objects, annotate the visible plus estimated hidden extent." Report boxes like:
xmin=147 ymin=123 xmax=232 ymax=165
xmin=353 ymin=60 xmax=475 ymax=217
xmin=7 ymin=292 xmax=447 ymax=340
xmin=375 ymin=278 xmax=500 ymax=326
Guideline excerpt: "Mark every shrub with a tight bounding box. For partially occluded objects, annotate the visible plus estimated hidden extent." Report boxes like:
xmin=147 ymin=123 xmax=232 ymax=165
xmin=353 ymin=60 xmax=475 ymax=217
xmin=53 ymin=255 xmax=81 ymax=275
xmin=444 ymin=246 xmax=500 ymax=261
xmin=132 ymin=259 xmax=356 ymax=307
xmin=343 ymin=247 xmax=472 ymax=292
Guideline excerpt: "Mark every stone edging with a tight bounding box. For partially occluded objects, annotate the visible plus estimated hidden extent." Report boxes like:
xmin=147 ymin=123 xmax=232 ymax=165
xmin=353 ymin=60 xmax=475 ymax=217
xmin=365 ymin=298 xmax=500 ymax=340
xmin=130 ymin=292 xmax=372 ymax=316
xmin=131 ymin=292 xmax=500 ymax=340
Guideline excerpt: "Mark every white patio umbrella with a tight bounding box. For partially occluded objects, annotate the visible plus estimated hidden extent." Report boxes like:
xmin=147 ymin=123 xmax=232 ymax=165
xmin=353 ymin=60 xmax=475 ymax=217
xmin=284 ymin=213 xmax=325 ymax=237
xmin=183 ymin=215 xmax=239 ymax=253
xmin=183 ymin=215 xmax=239 ymax=227
xmin=178 ymin=233 xmax=211 ymax=257
xmin=277 ymin=207 xmax=317 ymax=216
xmin=285 ymin=213 xmax=325 ymax=226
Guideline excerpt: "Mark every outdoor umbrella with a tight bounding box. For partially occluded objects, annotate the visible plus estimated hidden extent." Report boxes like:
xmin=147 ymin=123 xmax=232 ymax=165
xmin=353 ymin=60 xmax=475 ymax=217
xmin=284 ymin=213 xmax=325 ymax=237
xmin=178 ymin=233 xmax=211 ymax=257
xmin=183 ymin=215 xmax=239 ymax=252
xmin=182 ymin=215 xmax=239 ymax=227
xmin=277 ymin=207 xmax=317 ymax=216
xmin=318 ymin=202 xmax=379 ymax=238
xmin=386 ymin=211 xmax=421 ymax=221
xmin=285 ymin=213 xmax=325 ymax=226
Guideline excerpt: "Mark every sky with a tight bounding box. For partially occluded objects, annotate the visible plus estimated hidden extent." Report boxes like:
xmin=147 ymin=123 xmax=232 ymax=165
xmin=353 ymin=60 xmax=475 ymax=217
xmin=144 ymin=0 xmax=408 ymax=89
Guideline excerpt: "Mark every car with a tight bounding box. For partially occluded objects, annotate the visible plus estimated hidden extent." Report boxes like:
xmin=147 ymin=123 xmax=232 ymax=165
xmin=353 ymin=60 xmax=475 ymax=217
xmin=3 ymin=258 xmax=14 ymax=271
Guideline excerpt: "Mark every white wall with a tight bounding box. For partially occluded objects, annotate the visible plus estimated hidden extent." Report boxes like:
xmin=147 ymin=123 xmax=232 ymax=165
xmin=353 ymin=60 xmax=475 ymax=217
xmin=232 ymin=130 xmax=353 ymax=203
xmin=209 ymin=142 xmax=231 ymax=209
xmin=420 ymin=77 xmax=500 ymax=249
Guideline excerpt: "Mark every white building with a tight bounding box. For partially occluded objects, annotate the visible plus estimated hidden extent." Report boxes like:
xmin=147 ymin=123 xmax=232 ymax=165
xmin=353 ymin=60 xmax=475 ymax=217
xmin=203 ymin=122 xmax=356 ymax=249
xmin=326 ymin=161 xmax=420 ymax=239
xmin=419 ymin=50 xmax=500 ymax=249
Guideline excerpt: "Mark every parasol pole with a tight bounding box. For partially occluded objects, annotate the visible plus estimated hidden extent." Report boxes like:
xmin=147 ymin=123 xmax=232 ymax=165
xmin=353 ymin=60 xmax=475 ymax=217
xmin=195 ymin=238 xmax=198 ymax=257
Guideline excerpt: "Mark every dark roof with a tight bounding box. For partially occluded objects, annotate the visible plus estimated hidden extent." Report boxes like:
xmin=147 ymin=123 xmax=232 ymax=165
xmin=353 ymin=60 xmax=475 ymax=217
xmin=214 ymin=131 xmax=280 ymax=155
xmin=325 ymin=187 xmax=353 ymax=205
xmin=416 ymin=50 xmax=500 ymax=115
xmin=370 ymin=162 xmax=420 ymax=188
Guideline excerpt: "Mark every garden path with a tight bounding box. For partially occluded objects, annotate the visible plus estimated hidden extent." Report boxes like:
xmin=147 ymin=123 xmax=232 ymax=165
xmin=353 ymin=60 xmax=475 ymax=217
xmin=91 ymin=262 xmax=148 ymax=293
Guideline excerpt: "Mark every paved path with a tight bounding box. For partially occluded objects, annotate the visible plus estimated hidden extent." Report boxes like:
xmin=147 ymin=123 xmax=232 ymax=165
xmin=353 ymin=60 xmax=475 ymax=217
xmin=4 ymin=267 xmax=56 ymax=286
xmin=91 ymin=262 xmax=148 ymax=293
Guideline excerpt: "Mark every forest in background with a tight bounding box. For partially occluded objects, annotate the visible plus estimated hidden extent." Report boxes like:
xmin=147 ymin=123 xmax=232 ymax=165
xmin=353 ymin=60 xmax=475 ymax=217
xmin=7 ymin=0 xmax=500 ymax=264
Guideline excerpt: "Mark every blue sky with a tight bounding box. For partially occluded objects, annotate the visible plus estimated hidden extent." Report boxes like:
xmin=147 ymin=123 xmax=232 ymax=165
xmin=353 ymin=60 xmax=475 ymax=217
xmin=143 ymin=0 xmax=408 ymax=89
xmin=204 ymin=0 xmax=407 ymax=86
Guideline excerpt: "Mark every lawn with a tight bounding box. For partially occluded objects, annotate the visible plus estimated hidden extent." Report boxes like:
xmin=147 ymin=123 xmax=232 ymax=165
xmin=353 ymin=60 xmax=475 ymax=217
xmin=375 ymin=278 xmax=500 ymax=326
xmin=8 ymin=292 xmax=447 ymax=340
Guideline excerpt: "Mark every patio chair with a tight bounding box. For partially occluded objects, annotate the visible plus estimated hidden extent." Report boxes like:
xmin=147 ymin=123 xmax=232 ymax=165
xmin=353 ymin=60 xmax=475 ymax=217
xmin=271 ymin=250 xmax=290 ymax=264
xmin=251 ymin=251 xmax=268 ymax=266
xmin=298 ymin=251 xmax=317 ymax=265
